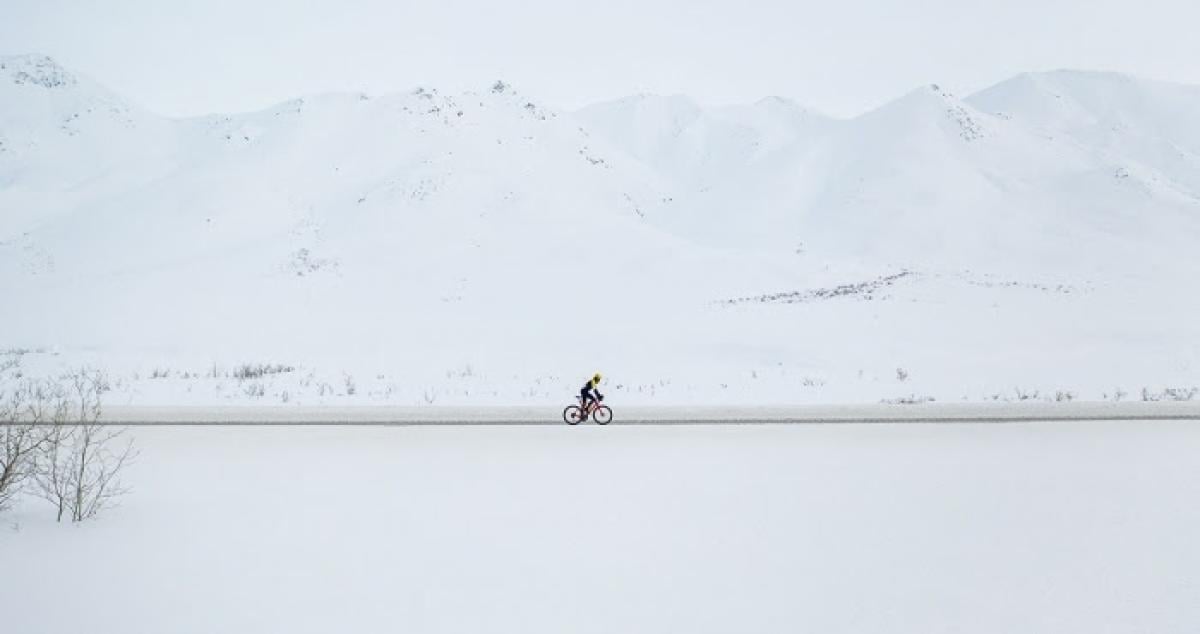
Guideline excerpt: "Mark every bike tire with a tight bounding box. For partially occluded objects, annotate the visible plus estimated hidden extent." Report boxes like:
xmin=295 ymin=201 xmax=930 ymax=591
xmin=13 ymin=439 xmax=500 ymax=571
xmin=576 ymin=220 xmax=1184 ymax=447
xmin=563 ymin=405 xmax=584 ymax=425
xmin=593 ymin=406 xmax=613 ymax=425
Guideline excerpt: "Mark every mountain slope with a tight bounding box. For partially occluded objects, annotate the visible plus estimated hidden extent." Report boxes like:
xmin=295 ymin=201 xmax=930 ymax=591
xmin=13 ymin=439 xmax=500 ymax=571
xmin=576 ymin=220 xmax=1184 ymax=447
xmin=0 ymin=55 xmax=178 ymax=237
xmin=2 ymin=57 xmax=1198 ymax=404
xmin=580 ymin=82 xmax=1200 ymax=274
xmin=576 ymin=94 xmax=833 ymax=189
xmin=0 ymin=60 xmax=803 ymax=375
xmin=968 ymin=69 xmax=1200 ymax=200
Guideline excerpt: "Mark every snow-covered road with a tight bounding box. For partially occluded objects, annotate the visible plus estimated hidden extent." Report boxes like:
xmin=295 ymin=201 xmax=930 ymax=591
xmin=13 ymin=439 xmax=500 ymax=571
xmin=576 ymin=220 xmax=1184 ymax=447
xmin=2 ymin=421 xmax=1198 ymax=633
xmin=98 ymin=401 xmax=1200 ymax=424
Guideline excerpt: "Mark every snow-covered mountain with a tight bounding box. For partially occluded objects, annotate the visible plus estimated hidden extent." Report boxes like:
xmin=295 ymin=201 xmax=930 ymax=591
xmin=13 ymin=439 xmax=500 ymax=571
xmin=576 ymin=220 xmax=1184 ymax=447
xmin=969 ymin=70 xmax=1200 ymax=202
xmin=2 ymin=55 xmax=1197 ymax=405
xmin=0 ymin=55 xmax=795 ymax=384
xmin=576 ymin=94 xmax=832 ymax=189
xmin=581 ymin=77 xmax=1200 ymax=272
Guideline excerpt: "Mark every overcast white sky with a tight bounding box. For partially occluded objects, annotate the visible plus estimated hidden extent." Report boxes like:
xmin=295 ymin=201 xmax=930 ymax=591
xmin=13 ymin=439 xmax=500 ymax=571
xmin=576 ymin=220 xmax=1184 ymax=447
xmin=3 ymin=0 xmax=1198 ymax=117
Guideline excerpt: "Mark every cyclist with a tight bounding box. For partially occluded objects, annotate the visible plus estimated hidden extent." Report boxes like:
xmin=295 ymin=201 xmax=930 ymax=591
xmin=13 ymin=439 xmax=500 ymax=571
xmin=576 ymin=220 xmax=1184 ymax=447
xmin=580 ymin=372 xmax=603 ymax=413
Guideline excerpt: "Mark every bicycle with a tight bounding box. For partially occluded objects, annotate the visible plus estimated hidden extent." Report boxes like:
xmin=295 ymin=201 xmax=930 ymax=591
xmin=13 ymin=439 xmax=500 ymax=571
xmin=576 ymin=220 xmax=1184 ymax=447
xmin=563 ymin=394 xmax=613 ymax=425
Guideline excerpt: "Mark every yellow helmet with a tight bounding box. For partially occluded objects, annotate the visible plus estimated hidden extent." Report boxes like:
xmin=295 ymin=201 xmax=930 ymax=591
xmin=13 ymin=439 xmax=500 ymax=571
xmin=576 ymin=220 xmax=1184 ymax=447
xmin=593 ymin=372 xmax=602 ymax=382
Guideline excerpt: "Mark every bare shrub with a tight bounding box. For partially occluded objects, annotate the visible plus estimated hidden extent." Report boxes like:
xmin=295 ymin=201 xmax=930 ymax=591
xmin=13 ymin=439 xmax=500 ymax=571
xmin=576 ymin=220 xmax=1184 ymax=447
xmin=0 ymin=381 xmax=67 ymax=512
xmin=1165 ymin=387 xmax=1199 ymax=401
xmin=1142 ymin=387 xmax=1199 ymax=402
xmin=0 ymin=356 xmax=19 ymax=377
xmin=896 ymin=368 xmax=909 ymax=382
xmin=1054 ymin=390 xmax=1076 ymax=403
xmin=233 ymin=363 xmax=295 ymax=381
xmin=1014 ymin=388 xmax=1040 ymax=401
xmin=344 ymin=374 xmax=356 ymax=396
xmin=34 ymin=371 xmax=136 ymax=522
xmin=0 ymin=421 xmax=41 ymax=511
xmin=881 ymin=394 xmax=935 ymax=405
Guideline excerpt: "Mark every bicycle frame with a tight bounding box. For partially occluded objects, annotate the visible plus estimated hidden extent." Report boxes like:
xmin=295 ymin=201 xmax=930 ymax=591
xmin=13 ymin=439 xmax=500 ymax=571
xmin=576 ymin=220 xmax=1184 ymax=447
xmin=577 ymin=395 xmax=604 ymax=415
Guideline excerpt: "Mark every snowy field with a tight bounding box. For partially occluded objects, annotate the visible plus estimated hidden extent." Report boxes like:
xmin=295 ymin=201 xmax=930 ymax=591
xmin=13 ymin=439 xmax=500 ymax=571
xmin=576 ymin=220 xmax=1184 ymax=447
xmin=3 ymin=421 xmax=1199 ymax=633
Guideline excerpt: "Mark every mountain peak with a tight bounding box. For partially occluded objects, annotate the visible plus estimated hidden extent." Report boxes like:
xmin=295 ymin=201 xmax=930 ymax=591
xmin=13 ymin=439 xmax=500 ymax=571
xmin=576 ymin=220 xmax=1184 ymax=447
xmin=966 ymin=68 xmax=1191 ymax=113
xmin=751 ymin=95 xmax=809 ymax=114
xmin=850 ymin=82 xmax=992 ymax=143
xmin=589 ymin=93 xmax=700 ymax=110
xmin=866 ymin=82 xmax=963 ymax=117
xmin=1 ymin=54 xmax=77 ymax=89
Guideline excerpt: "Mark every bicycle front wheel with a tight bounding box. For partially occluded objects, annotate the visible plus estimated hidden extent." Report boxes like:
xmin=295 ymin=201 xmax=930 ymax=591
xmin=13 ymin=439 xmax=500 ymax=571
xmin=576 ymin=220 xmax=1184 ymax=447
xmin=593 ymin=406 xmax=613 ymax=425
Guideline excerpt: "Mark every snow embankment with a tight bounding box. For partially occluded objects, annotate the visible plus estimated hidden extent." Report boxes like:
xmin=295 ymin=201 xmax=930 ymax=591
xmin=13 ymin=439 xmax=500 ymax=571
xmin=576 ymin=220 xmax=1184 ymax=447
xmin=98 ymin=401 xmax=1200 ymax=424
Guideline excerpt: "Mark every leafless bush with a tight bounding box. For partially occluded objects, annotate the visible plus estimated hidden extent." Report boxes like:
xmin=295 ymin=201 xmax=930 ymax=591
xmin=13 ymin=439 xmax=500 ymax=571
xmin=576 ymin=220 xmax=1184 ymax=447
xmin=33 ymin=371 xmax=136 ymax=522
xmin=0 ymin=421 xmax=40 ymax=511
xmin=1165 ymin=387 xmax=1198 ymax=401
xmin=1014 ymin=388 xmax=1040 ymax=401
xmin=881 ymin=394 xmax=935 ymax=405
xmin=1054 ymin=390 xmax=1076 ymax=403
xmin=344 ymin=374 xmax=356 ymax=396
xmin=233 ymin=363 xmax=295 ymax=381
xmin=0 ymin=356 xmax=19 ymax=377
xmin=0 ymin=381 xmax=67 ymax=512
xmin=896 ymin=368 xmax=909 ymax=382
xmin=1142 ymin=387 xmax=1199 ymax=402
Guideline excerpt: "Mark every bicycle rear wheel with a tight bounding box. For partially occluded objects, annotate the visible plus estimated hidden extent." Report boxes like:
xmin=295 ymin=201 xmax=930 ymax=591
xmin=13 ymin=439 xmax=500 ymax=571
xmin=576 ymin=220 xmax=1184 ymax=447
xmin=563 ymin=405 xmax=584 ymax=425
xmin=593 ymin=406 xmax=613 ymax=425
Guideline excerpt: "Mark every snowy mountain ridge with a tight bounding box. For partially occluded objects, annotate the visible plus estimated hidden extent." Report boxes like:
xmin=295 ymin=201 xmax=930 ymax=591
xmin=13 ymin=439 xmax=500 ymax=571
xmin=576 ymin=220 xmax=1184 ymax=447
xmin=2 ymin=55 xmax=1198 ymax=405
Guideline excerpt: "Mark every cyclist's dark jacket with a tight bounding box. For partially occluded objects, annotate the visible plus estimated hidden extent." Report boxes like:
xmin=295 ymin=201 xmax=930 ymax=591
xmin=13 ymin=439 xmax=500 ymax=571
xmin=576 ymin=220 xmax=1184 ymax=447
xmin=581 ymin=378 xmax=600 ymax=399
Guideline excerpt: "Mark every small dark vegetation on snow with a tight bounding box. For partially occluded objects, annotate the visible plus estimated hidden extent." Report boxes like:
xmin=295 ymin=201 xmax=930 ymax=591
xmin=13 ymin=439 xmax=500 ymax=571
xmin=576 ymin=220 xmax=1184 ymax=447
xmin=955 ymin=271 xmax=1085 ymax=295
xmin=881 ymin=394 xmax=936 ymax=405
xmin=722 ymin=271 xmax=916 ymax=306
xmin=1142 ymin=387 xmax=1199 ymax=402
xmin=233 ymin=363 xmax=295 ymax=381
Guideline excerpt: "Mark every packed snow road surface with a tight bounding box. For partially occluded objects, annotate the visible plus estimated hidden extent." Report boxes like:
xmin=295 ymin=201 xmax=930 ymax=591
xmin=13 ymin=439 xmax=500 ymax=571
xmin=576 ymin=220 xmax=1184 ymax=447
xmin=2 ymin=421 xmax=1198 ymax=633
xmin=99 ymin=401 xmax=1200 ymax=424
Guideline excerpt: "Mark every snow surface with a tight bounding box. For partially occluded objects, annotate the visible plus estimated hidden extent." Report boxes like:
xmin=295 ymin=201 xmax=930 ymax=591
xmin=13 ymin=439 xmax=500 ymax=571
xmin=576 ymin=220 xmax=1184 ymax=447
xmin=2 ymin=55 xmax=1199 ymax=405
xmin=2 ymin=422 xmax=1199 ymax=633
xmin=95 ymin=401 xmax=1200 ymax=424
